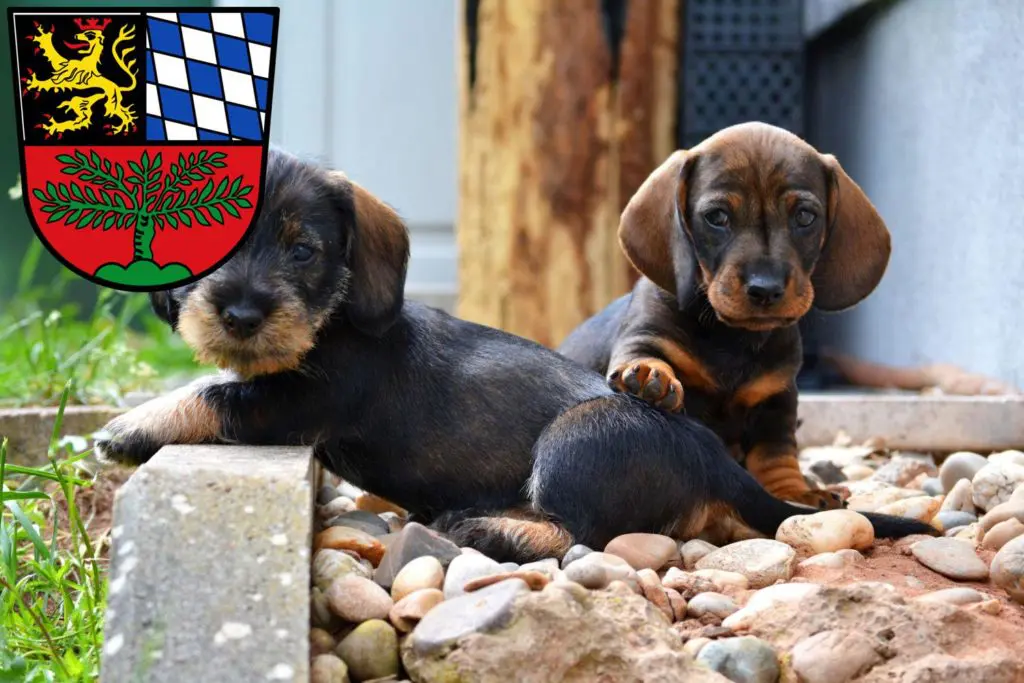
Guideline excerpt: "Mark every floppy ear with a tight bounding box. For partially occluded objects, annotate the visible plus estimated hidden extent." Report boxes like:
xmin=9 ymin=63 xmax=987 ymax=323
xmin=334 ymin=175 xmax=409 ymax=336
xmin=812 ymin=154 xmax=891 ymax=311
xmin=149 ymin=291 xmax=180 ymax=328
xmin=618 ymin=150 xmax=698 ymax=304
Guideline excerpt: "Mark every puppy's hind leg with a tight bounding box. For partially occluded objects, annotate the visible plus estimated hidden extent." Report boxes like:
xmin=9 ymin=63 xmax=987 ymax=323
xmin=529 ymin=394 xmax=938 ymax=548
xmin=528 ymin=394 xmax=725 ymax=549
xmin=433 ymin=508 xmax=574 ymax=564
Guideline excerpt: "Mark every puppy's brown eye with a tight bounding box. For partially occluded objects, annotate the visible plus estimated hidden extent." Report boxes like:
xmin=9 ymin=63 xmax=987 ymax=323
xmin=292 ymin=244 xmax=315 ymax=263
xmin=795 ymin=209 xmax=817 ymax=228
xmin=704 ymin=209 xmax=730 ymax=229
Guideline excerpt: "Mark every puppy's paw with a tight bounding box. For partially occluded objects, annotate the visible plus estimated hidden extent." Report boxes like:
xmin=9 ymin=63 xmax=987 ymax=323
xmin=608 ymin=358 xmax=684 ymax=412
xmin=93 ymin=412 xmax=165 ymax=466
xmin=94 ymin=431 xmax=163 ymax=466
xmin=93 ymin=385 xmax=221 ymax=466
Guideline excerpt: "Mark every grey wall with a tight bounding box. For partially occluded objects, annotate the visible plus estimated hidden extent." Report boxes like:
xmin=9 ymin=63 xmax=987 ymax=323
xmin=807 ymin=0 xmax=1024 ymax=386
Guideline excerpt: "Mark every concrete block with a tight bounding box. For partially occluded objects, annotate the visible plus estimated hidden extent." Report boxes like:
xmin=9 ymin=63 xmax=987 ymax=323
xmin=101 ymin=445 xmax=314 ymax=683
xmin=0 ymin=405 xmax=124 ymax=465
xmin=797 ymin=394 xmax=1024 ymax=452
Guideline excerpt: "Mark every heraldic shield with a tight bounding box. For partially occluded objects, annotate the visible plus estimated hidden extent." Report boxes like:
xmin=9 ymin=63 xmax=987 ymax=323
xmin=8 ymin=7 xmax=279 ymax=291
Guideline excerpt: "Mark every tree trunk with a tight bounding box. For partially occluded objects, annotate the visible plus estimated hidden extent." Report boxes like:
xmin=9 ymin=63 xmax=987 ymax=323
xmin=457 ymin=0 xmax=679 ymax=347
xmin=133 ymin=214 xmax=155 ymax=261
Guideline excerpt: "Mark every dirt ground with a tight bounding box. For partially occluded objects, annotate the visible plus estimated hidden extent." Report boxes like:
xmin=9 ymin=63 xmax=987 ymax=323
xmin=44 ymin=465 xmax=133 ymax=561
xmin=795 ymin=535 xmax=1024 ymax=635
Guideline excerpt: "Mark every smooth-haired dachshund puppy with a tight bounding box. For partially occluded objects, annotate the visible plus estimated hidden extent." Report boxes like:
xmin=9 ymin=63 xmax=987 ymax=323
xmin=95 ymin=147 xmax=929 ymax=562
xmin=560 ymin=122 xmax=891 ymax=510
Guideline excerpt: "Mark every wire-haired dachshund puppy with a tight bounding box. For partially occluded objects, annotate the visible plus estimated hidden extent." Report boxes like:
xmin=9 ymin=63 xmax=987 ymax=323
xmin=95 ymin=147 xmax=929 ymax=562
xmin=559 ymin=122 xmax=891 ymax=510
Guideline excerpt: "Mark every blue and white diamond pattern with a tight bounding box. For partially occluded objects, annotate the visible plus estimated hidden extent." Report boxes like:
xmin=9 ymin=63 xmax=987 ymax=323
xmin=145 ymin=11 xmax=274 ymax=142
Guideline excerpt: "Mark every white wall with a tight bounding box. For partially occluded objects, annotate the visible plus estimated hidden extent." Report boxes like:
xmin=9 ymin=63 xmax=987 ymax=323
xmin=219 ymin=0 xmax=459 ymax=309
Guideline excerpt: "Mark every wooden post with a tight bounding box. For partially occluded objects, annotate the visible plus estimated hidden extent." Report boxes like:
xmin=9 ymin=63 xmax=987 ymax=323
xmin=457 ymin=0 xmax=679 ymax=347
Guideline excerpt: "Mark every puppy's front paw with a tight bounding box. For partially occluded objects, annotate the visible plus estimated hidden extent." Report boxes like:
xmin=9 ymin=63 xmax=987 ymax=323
xmin=93 ymin=409 xmax=166 ymax=466
xmin=94 ymin=426 xmax=163 ymax=466
xmin=608 ymin=358 xmax=684 ymax=412
xmin=93 ymin=384 xmax=221 ymax=466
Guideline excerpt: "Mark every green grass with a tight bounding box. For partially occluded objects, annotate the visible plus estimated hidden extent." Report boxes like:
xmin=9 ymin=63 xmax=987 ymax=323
xmin=0 ymin=226 xmax=206 ymax=679
xmin=0 ymin=240 xmax=199 ymax=408
xmin=1 ymin=384 xmax=108 ymax=682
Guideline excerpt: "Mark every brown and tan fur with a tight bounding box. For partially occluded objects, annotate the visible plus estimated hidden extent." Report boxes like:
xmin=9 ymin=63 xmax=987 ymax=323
xmin=559 ymin=122 xmax=892 ymax=509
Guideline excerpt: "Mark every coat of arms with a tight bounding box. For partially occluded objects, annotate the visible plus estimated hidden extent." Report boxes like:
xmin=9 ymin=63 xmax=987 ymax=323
xmin=8 ymin=7 xmax=279 ymax=290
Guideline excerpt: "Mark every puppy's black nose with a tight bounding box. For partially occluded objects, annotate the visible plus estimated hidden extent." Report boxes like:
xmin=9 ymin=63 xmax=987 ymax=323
xmin=221 ymin=305 xmax=265 ymax=339
xmin=745 ymin=275 xmax=785 ymax=307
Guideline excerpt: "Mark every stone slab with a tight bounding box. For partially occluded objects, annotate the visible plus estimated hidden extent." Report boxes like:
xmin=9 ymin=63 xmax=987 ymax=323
xmin=0 ymin=405 xmax=124 ymax=465
xmin=101 ymin=445 xmax=314 ymax=683
xmin=797 ymin=393 xmax=1024 ymax=452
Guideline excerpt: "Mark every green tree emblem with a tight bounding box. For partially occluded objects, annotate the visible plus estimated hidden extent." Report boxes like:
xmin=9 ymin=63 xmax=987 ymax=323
xmin=31 ymin=150 xmax=254 ymax=287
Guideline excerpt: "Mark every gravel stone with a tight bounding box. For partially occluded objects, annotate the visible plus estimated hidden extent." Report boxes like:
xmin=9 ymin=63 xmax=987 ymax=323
xmin=373 ymin=522 xmax=460 ymax=590
xmin=326 ymin=575 xmax=394 ymax=622
xmin=604 ymin=533 xmax=681 ymax=570
xmin=406 ymin=579 xmax=529 ymax=656
xmin=335 ymin=619 xmax=399 ymax=681
xmin=910 ymin=537 xmax=989 ymax=581
xmin=696 ymin=636 xmax=780 ymax=683
xmin=560 ymin=544 xmax=594 ymax=569
xmin=939 ymin=452 xmax=989 ymax=493
xmin=443 ymin=553 xmax=503 ymax=599
xmin=695 ymin=539 xmax=796 ymax=589
xmin=991 ymin=536 xmax=1024 ymax=603
xmin=324 ymin=510 xmax=390 ymax=537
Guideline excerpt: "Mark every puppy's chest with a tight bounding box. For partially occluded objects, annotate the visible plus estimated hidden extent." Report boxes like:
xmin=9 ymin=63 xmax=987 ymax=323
xmin=681 ymin=369 xmax=780 ymax=410
xmin=675 ymin=351 xmax=793 ymax=432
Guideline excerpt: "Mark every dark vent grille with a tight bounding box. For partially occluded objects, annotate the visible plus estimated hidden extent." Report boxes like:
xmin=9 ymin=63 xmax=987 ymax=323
xmin=687 ymin=0 xmax=803 ymax=50
xmin=679 ymin=0 xmax=805 ymax=148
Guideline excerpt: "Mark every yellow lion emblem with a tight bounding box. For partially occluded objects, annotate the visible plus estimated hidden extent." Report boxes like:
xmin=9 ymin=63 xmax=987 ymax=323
xmin=22 ymin=17 xmax=138 ymax=137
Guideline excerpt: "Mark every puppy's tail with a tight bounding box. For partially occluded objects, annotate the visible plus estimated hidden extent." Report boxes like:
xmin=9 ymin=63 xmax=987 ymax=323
xmin=432 ymin=508 xmax=574 ymax=564
xmin=716 ymin=456 xmax=939 ymax=540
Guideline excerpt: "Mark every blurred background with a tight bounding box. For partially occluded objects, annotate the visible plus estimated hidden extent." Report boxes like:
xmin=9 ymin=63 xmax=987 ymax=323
xmin=2 ymin=0 xmax=1023 ymax=407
